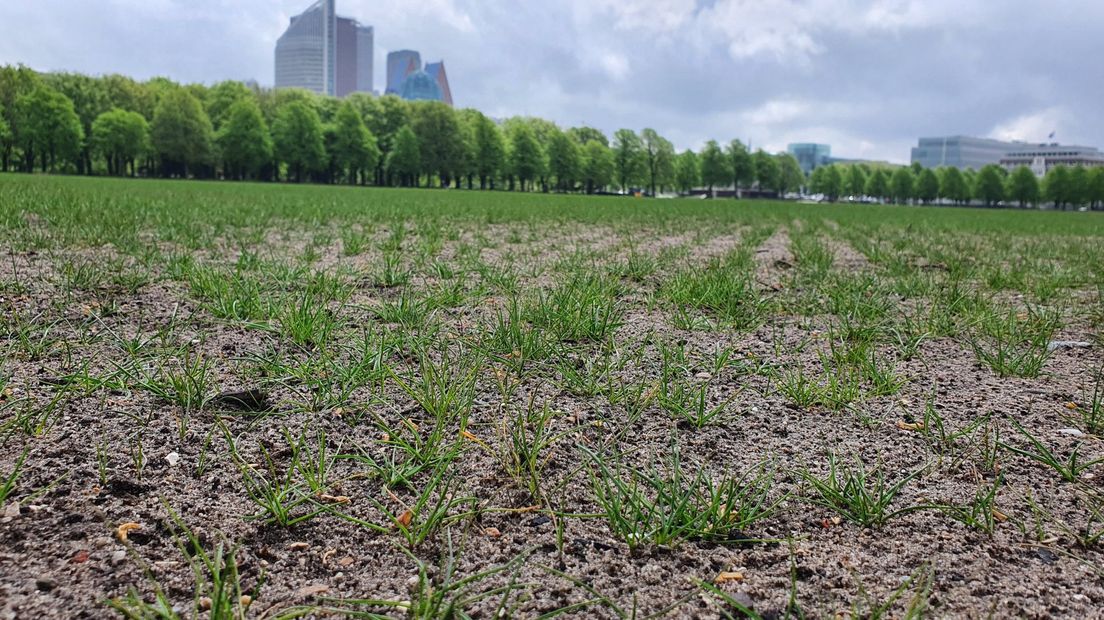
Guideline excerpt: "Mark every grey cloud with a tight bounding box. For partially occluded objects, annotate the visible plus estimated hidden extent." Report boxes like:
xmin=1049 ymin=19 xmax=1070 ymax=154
xmin=1 ymin=0 xmax=1101 ymax=163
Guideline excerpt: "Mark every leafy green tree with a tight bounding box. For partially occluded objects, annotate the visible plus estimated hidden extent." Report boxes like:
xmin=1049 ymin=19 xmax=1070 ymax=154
xmin=775 ymin=153 xmax=804 ymax=196
xmin=44 ymin=72 xmax=112 ymax=174
xmin=1044 ymin=165 xmax=1072 ymax=209
xmin=216 ymin=98 xmax=271 ymax=181
xmin=272 ymin=100 xmax=324 ymax=183
xmin=102 ymin=74 xmax=155 ymax=119
xmin=726 ymin=139 xmax=753 ymax=197
xmin=1088 ymin=167 xmax=1104 ymax=211
xmin=612 ymin=129 xmax=644 ymax=192
xmin=410 ymin=101 xmax=464 ymax=187
xmin=518 ymin=118 xmax=558 ymax=191
xmin=700 ymin=140 xmax=728 ymax=195
xmin=1006 ymin=166 xmax=1039 ymax=208
xmin=331 ymin=100 xmax=379 ymax=185
xmin=864 ymin=169 xmax=890 ymax=202
xmin=507 ymin=122 xmax=543 ymax=191
xmin=752 ymin=149 xmax=780 ymax=194
xmin=91 ymin=108 xmax=148 ymax=176
xmin=205 ymin=81 xmax=253 ymax=131
xmin=387 ymin=125 xmax=421 ymax=187
xmin=150 ymin=88 xmax=213 ymax=178
xmin=453 ymin=109 xmax=480 ymax=189
xmin=15 ymin=85 xmax=84 ymax=173
xmin=568 ymin=126 xmax=608 ymax=147
xmin=354 ymin=94 xmax=408 ymax=185
xmin=890 ymin=167 xmax=915 ymax=204
xmin=1068 ymin=165 xmax=1090 ymax=209
xmin=640 ymin=128 xmax=675 ymax=195
xmin=0 ymin=66 xmax=41 ymax=171
xmin=581 ymin=140 xmax=614 ymax=194
xmin=845 ymin=165 xmax=867 ymax=197
xmin=963 ymin=169 xmax=978 ymax=201
xmin=974 ymin=164 xmax=1006 ymax=207
xmin=915 ymin=168 xmax=940 ymax=204
xmin=0 ymin=104 xmax=11 ymax=167
xmin=813 ymin=164 xmax=843 ymax=202
xmin=939 ymin=167 xmax=970 ymax=205
xmin=472 ymin=112 xmax=504 ymax=190
xmin=674 ymin=150 xmax=700 ymax=194
xmin=547 ymin=128 xmax=580 ymax=192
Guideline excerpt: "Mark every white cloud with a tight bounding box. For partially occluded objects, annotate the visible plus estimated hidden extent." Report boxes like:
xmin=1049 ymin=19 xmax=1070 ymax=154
xmin=1 ymin=0 xmax=1102 ymax=163
xmin=989 ymin=107 xmax=1069 ymax=143
xmin=576 ymin=0 xmax=696 ymax=35
xmin=598 ymin=52 xmax=630 ymax=81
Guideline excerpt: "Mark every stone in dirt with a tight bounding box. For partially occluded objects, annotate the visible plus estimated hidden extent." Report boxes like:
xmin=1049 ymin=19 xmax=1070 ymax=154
xmin=1046 ymin=341 xmax=1092 ymax=352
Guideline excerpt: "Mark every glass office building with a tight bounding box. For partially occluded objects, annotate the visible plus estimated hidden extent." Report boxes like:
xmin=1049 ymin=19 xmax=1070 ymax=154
xmin=386 ymin=50 xmax=422 ymax=95
xmin=787 ymin=143 xmax=832 ymax=174
xmin=424 ymin=62 xmax=453 ymax=106
xmin=275 ymin=0 xmax=373 ymax=97
xmin=909 ymin=136 xmax=1025 ymax=170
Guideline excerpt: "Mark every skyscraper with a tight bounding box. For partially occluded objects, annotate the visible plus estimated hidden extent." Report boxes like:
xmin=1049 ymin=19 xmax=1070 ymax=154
xmin=275 ymin=0 xmax=373 ymax=97
xmin=335 ymin=18 xmax=373 ymax=97
xmin=386 ymin=50 xmax=422 ymax=95
xmin=424 ymin=61 xmax=453 ymax=106
xmin=275 ymin=0 xmax=335 ymax=95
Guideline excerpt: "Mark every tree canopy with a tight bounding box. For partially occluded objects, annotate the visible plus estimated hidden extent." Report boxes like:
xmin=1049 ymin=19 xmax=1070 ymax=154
xmin=91 ymin=108 xmax=148 ymax=176
xmin=15 ymin=85 xmax=84 ymax=173
xmin=217 ymin=98 xmax=272 ymax=181
xmin=0 ymin=64 xmax=1097 ymax=210
xmin=332 ymin=100 xmax=380 ymax=185
xmin=151 ymin=88 xmax=213 ymax=177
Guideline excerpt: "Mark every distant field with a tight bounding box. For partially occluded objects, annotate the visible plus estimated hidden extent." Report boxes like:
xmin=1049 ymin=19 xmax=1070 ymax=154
xmin=1 ymin=174 xmax=1102 ymax=618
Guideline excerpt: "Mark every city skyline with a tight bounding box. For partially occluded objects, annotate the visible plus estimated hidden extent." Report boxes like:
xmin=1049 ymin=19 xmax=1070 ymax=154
xmin=1 ymin=0 xmax=1103 ymax=163
xmin=274 ymin=0 xmax=373 ymax=97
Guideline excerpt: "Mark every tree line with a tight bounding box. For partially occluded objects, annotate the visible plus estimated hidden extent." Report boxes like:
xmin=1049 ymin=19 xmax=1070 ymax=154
xmin=0 ymin=65 xmax=807 ymax=196
xmin=1 ymin=64 xmax=1101 ymax=209
xmin=807 ymin=161 xmax=1104 ymax=210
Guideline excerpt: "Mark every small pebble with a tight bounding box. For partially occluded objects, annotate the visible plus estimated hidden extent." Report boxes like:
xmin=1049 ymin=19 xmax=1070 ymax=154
xmin=110 ymin=550 xmax=127 ymax=566
xmin=1046 ymin=340 xmax=1092 ymax=352
xmin=166 ymin=452 xmax=181 ymax=467
xmin=1036 ymin=548 xmax=1058 ymax=564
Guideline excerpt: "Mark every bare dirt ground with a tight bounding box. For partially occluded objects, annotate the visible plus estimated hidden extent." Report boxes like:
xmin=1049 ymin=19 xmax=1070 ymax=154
xmin=1 ymin=211 xmax=1103 ymax=620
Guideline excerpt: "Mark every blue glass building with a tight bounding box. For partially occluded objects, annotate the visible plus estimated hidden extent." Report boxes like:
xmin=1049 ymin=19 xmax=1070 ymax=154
xmin=787 ymin=143 xmax=832 ymax=174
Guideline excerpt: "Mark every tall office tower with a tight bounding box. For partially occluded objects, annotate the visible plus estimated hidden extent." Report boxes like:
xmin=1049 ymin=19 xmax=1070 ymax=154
xmin=386 ymin=50 xmax=422 ymax=95
xmin=354 ymin=24 xmax=374 ymax=94
xmin=335 ymin=17 xmax=357 ymax=97
xmin=277 ymin=1 xmax=373 ymax=97
xmin=275 ymin=0 xmax=336 ymax=96
xmin=424 ymin=61 xmax=453 ymax=106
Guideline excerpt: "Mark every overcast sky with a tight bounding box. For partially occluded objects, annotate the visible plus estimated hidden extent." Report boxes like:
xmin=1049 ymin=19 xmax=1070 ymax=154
xmin=2 ymin=0 xmax=1102 ymax=163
